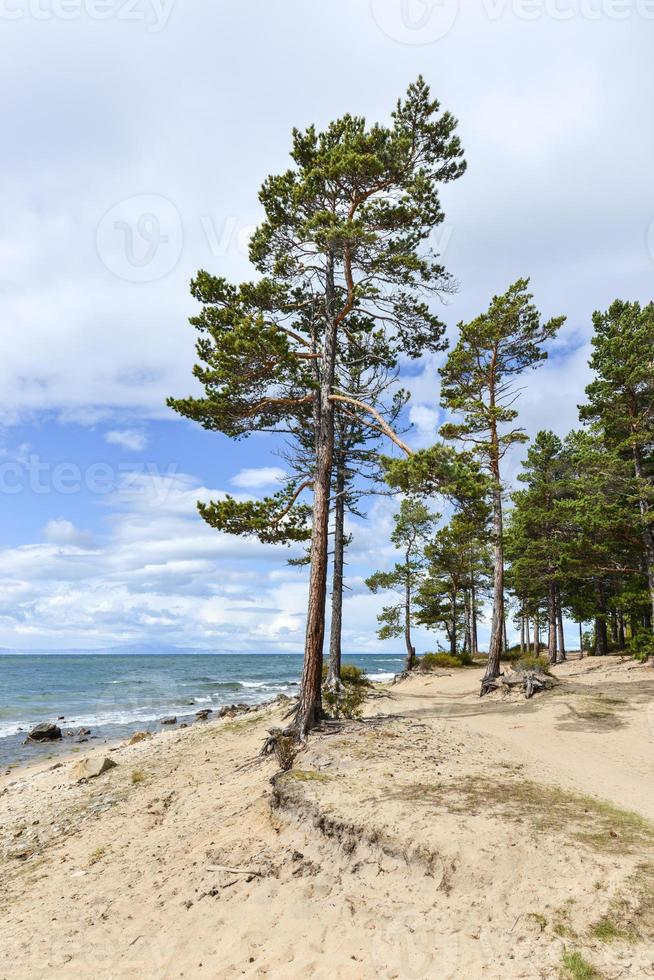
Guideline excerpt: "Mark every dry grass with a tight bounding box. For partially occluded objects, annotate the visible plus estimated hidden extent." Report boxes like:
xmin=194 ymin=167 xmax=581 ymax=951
xmin=383 ymin=777 xmax=654 ymax=857
xmin=281 ymin=769 xmax=334 ymax=784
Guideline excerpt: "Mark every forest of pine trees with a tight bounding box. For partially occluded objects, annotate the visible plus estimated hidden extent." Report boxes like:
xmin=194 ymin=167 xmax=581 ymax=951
xmin=169 ymin=79 xmax=654 ymax=735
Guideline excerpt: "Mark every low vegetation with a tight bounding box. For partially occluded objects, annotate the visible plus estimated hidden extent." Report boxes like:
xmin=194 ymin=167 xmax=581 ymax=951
xmin=322 ymin=664 xmax=370 ymax=720
xmin=560 ymin=950 xmax=601 ymax=980
xmin=417 ymin=652 xmax=472 ymax=671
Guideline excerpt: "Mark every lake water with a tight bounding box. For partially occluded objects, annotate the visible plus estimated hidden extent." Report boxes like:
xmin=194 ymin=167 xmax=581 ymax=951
xmin=0 ymin=653 xmax=403 ymax=767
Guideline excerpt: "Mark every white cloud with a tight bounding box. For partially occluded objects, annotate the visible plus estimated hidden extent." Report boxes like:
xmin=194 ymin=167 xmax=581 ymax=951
xmin=105 ymin=429 xmax=148 ymax=452
xmin=231 ymin=467 xmax=287 ymax=490
xmin=408 ymin=404 xmax=441 ymax=445
xmin=0 ymin=471 xmax=311 ymax=650
xmin=42 ymin=518 xmax=95 ymax=549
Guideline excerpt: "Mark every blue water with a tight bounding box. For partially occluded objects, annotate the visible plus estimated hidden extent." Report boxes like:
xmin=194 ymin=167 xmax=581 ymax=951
xmin=0 ymin=653 xmax=404 ymax=767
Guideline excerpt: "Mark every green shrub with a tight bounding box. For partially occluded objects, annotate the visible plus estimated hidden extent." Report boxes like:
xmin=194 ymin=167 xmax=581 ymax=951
xmin=321 ymin=663 xmax=370 ymax=719
xmin=516 ymin=655 xmax=551 ymax=673
xmin=417 ymin=652 xmax=469 ymax=671
xmin=321 ymin=663 xmax=370 ymax=686
xmin=501 ymin=645 xmax=524 ymax=663
xmin=339 ymin=663 xmax=370 ymax=686
xmin=628 ymin=629 xmax=654 ymax=663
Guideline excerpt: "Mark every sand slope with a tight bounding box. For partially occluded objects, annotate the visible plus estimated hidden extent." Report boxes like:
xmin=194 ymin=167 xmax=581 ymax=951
xmin=1 ymin=656 xmax=653 ymax=979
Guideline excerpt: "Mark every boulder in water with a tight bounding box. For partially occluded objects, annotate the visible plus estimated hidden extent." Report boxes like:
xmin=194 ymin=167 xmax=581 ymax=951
xmin=160 ymin=717 xmax=177 ymax=726
xmin=28 ymin=722 xmax=62 ymax=742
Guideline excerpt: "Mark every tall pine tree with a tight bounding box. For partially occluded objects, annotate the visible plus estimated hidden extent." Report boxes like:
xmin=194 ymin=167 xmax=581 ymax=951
xmin=168 ymin=78 xmax=466 ymax=734
xmin=440 ymin=280 xmax=565 ymax=693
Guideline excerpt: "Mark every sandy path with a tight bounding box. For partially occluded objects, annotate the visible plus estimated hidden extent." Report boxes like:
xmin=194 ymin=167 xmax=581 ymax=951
xmin=1 ymin=658 xmax=653 ymax=980
xmin=373 ymin=658 xmax=654 ymax=820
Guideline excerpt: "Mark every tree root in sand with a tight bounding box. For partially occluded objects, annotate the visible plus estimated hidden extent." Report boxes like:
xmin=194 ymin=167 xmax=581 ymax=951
xmin=482 ymin=667 xmax=557 ymax=700
xmin=261 ymin=720 xmax=344 ymax=772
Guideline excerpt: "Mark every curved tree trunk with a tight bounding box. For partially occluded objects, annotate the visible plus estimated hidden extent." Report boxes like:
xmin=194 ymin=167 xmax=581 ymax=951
xmin=326 ymin=457 xmax=345 ymax=688
xmin=296 ymin=257 xmax=338 ymax=735
xmin=404 ymin=575 xmax=416 ymax=671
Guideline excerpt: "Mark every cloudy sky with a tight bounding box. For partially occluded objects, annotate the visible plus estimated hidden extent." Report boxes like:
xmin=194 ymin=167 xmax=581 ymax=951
xmin=1 ymin=0 xmax=652 ymax=652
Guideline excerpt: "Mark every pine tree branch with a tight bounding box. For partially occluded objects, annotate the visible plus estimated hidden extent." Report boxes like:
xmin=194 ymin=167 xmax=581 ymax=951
xmin=274 ymin=479 xmax=314 ymax=522
xmin=329 ymin=393 xmax=413 ymax=456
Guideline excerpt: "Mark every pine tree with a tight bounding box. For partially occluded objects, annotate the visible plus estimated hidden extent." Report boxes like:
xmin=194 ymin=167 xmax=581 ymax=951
xmin=506 ymin=431 xmax=567 ymax=664
xmin=168 ymin=78 xmax=465 ymax=734
xmin=440 ymin=280 xmax=565 ymax=692
xmin=557 ymin=430 xmax=645 ymax=655
xmin=580 ymin=300 xmax=654 ymax=644
xmin=416 ymin=514 xmax=490 ymax=658
xmin=366 ymin=499 xmax=438 ymax=670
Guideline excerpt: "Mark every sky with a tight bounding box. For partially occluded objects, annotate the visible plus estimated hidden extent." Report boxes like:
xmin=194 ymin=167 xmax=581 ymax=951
xmin=0 ymin=0 xmax=653 ymax=653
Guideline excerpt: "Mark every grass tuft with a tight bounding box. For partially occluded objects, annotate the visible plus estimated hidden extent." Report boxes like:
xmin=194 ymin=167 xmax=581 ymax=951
xmin=282 ymin=769 xmax=333 ymax=783
xmin=560 ymin=950 xmax=601 ymax=979
xmin=88 ymin=846 xmax=106 ymax=866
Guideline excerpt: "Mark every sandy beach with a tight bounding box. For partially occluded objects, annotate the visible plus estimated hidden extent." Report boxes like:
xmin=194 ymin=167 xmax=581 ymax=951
xmin=2 ymin=656 xmax=653 ymax=979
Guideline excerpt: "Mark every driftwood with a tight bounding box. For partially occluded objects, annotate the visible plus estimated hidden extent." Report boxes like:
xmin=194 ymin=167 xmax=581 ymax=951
xmin=207 ymin=865 xmax=262 ymax=876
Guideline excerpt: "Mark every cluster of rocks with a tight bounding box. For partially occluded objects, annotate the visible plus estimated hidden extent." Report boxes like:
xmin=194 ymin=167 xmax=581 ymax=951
xmin=26 ymin=722 xmax=94 ymax=745
xmin=25 ymin=694 xmax=292 ymax=751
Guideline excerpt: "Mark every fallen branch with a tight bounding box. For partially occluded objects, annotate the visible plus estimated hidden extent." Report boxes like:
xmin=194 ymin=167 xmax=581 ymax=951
xmin=207 ymin=865 xmax=262 ymax=876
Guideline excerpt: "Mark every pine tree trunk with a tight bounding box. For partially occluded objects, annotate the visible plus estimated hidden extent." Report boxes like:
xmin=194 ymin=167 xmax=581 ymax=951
xmin=594 ymin=582 xmax=608 ymax=657
xmin=610 ymin=611 xmax=619 ymax=647
xmin=482 ymin=465 xmax=504 ymax=693
xmin=632 ymin=445 xmax=654 ymax=646
xmin=470 ymin=575 xmax=479 ymax=656
xmin=404 ymin=574 xmax=416 ymax=671
xmin=450 ymin=590 xmax=457 ymax=658
xmin=326 ymin=456 xmax=345 ymax=688
xmin=618 ymin=611 xmax=625 ymax=650
xmin=526 ymin=616 xmax=531 ymax=653
xmin=547 ymin=579 xmax=557 ymax=665
xmin=556 ymin=588 xmax=566 ymax=663
xmin=595 ymin=616 xmax=608 ymax=656
xmin=463 ymin=589 xmax=471 ymax=656
xmin=520 ymin=613 xmax=525 ymax=656
xmin=533 ymin=609 xmax=540 ymax=655
xmin=296 ymin=256 xmax=338 ymax=735
xmin=579 ymin=621 xmax=584 ymax=657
